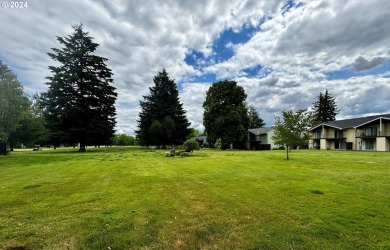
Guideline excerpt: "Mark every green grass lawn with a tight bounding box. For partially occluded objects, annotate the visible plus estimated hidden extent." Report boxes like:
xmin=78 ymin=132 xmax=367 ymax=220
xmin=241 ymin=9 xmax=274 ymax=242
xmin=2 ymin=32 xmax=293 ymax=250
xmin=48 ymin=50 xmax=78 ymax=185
xmin=0 ymin=147 xmax=389 ymax=249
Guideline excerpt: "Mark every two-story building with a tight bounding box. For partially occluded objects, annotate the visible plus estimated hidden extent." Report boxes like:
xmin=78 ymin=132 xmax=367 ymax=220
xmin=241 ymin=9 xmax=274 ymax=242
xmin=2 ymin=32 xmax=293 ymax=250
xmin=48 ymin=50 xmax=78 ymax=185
xmin=309 ymin=114 xmax=390 ymax=151
xmin=247 ymin=127 xmax=275 ymax=150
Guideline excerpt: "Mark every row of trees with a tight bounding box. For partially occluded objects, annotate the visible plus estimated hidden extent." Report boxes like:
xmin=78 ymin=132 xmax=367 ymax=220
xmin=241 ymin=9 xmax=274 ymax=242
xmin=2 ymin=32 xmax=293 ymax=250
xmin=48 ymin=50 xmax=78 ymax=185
xmin=202 ymin=78 xmax=339 ymax=152
xmin=272 ymin=90 xmax=339 ymax=159
xmin=1 ymin=25 xmax=117 ymax=151
xmin=137 ymin=77 xmax=266 ymax=148
xmin=1 ymin=24 xmax=339 ymax=154
xmin=0 ymin=62 xmax=48 ymax=149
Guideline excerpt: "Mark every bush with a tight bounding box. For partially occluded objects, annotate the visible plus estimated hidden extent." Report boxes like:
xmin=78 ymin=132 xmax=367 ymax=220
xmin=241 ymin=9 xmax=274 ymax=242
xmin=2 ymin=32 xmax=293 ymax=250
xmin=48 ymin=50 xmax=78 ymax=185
xmin=180 ymin=152 xmax=189 ymax=157
xmin=183 ymin=139 xmax=200 ymax=152
xmin=214 ymin=138 xmax=222 ymax=150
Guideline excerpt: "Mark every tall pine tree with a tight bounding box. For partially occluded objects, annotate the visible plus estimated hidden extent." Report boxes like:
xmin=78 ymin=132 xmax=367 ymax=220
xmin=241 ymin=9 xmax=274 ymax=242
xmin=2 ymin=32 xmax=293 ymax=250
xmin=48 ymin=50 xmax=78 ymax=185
xmin=43 ymin=24 xmax=117 ymax=152
xmin=136 ymin=69 xmax=190 ymax=146
xmin=312 ymin=89 xmax=339 ymax=124
xmin=248 ymin=105 xmax=265 ymax=128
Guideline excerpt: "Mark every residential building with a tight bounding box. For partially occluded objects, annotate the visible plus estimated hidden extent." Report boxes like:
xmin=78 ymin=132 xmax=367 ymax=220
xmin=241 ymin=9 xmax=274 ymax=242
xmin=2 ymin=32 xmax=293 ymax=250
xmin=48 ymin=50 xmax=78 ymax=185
xmin=190 ymin=136 xmax=208 ymax=147
xmin=247 ymin=127 xmax=275 ymax=150
xmin=309 ymin=114 xmax=390 ymax=151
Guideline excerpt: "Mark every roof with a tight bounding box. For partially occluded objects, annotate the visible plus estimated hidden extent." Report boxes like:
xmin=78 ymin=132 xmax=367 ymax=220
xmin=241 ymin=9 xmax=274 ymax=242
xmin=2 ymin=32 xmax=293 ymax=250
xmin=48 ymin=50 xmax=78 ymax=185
xmin=191 ymin=136 xmax=208 ymax=143
xmin=248 ymin=127 xmax=273 ymax=135
xmin=310 ymin=114 xmax=390 ymax=131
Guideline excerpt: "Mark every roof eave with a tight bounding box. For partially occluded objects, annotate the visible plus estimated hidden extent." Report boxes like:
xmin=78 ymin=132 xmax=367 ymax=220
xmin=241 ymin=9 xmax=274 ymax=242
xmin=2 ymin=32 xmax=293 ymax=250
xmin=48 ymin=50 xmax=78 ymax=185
xmin=354 ymin=117 xmax=390 ymax=128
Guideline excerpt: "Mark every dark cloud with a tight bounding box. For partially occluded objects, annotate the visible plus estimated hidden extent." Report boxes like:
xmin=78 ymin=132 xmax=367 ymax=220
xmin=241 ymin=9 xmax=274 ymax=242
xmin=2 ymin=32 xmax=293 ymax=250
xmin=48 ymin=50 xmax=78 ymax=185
xmin=260 ymin=78 xmax=279 ymax=86
xmin=352 ymin=56 xmax=386 ymax=71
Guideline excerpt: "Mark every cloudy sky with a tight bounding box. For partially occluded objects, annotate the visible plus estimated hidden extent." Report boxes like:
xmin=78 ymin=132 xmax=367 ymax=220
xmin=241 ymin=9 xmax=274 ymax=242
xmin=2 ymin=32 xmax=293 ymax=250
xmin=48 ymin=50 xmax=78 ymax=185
xmin=1 ymin=0 xmax=390 ymax=135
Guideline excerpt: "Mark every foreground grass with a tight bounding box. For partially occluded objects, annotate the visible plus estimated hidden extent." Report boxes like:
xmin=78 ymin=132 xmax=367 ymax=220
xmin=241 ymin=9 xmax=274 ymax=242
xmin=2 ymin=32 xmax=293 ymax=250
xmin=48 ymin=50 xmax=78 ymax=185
xmin=0 ymin=147 xmax=389 ymax=249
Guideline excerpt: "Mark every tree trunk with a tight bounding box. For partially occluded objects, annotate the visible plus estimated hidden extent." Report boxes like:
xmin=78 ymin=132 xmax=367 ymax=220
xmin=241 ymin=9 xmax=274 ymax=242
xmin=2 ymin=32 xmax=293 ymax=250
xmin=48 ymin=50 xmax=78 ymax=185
xmin=286 ymin=145 xmax=289 ymax=160
xmin=79 ymin=141 xmax=87 ymax=152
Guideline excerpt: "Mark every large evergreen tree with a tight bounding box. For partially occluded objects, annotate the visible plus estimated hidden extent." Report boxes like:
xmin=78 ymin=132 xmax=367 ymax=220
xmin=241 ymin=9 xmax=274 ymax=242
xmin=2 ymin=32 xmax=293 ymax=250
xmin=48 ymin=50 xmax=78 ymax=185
xmin=0 ymin=60 xmax=30 ymax=143
xmin=203 ymin=80 xmax=250 ymax=149
xmin=136 ymin=69 xmax=191 ymax=146
xmin=312 ymin=89 xmax=339 ymax=123
xmin=42 ymin=24 xmax=117 ymax=152
xmin=248 ymin=105 xmax=265 ymax=128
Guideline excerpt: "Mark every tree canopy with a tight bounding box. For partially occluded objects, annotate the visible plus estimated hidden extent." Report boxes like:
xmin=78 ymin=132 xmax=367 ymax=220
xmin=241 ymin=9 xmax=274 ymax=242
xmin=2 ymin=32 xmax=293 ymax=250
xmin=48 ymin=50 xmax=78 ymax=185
xmin=272 ymin=109 xmax=311 ymax=160
xmin=0 ymin=60 xmax=30 ymax=142
xmin=112 ymin=133 xmax=135 ymax=146
xmin=42 ymin=24 xmax=117 ymax=151
xmin=248 ymin=105 xmax=265 ymax=128
xmin=136 ymin=69 xmax=191 ymax=146
xmin=8 ymin=94 xmax=47 ymax=149
xmin=312 ymin=89 xmax=339 ymax=124
xmin=203 ymin=80 xmax=250 ymax=149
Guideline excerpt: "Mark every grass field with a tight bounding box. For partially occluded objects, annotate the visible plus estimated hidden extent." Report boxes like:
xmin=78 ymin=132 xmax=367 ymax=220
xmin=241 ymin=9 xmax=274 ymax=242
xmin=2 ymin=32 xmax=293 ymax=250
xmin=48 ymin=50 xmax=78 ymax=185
xmin=0 ymin=147 xmax=389 ymax=249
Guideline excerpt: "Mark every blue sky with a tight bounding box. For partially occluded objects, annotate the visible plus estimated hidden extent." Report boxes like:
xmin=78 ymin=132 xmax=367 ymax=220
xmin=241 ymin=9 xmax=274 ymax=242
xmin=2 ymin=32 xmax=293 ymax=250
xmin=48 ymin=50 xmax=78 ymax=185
xmin=1 ymin=0 xmax=390 ymax=134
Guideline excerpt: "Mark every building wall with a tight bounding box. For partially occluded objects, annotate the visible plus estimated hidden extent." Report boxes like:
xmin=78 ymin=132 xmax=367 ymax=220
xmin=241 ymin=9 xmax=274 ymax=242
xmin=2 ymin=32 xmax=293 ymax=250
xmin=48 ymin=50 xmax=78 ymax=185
xmin=259 ymin=134 xmax=268 ymax=144
xmin=377 ymin=137 xmax=386 ymax=151
xmin=310 ymin=117 xmax=390 ymax=151
xmin=267 ymin=129 xmax=275 ymax=149
xmin=320 ymin=139 xmax=327 ymax=150
xmin=382 ymin=123 xmax=390 ymax=136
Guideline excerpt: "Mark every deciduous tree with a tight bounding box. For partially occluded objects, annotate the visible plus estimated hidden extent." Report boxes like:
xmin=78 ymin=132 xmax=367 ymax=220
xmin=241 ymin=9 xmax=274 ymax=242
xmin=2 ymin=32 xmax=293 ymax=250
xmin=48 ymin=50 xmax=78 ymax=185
xmin=203 ymin=80 xmax=250 ymax=149
xmin=272 ymin=109 xmax=311 ymax=160
xmin=112 ymin=133 xmax=135 ymax=146
xmin=0 ymin=60 xmax=30 ymax=143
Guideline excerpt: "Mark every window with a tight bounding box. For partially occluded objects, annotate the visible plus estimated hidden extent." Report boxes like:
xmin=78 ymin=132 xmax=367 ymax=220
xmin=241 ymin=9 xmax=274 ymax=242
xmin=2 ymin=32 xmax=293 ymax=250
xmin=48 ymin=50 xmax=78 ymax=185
xmin=365 ymin=127 xmax=377 ymax=137
xmin=334 ymin=130 xmax=343 ymax=138
xmin=363 ymin=139 xmax=376 ymax=150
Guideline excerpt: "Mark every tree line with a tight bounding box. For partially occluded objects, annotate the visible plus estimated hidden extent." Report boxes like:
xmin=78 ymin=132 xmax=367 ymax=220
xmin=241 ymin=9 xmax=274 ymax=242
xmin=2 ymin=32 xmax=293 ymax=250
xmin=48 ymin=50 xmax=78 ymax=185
xmin=0 ymin=24 xmax=339 ymax=153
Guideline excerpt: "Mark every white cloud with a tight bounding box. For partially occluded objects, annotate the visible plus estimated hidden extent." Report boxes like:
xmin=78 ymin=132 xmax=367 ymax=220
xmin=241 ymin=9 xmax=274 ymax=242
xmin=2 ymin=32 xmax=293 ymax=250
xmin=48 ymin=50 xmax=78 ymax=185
xmin=1 ymin=0 xmax=389 ymax=135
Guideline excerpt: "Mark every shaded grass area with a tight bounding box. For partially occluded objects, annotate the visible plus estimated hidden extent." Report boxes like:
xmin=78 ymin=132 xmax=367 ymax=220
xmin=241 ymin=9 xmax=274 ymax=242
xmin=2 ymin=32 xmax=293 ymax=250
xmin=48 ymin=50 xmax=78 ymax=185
xmin=0 ymin=148 xmax=389 ymax=249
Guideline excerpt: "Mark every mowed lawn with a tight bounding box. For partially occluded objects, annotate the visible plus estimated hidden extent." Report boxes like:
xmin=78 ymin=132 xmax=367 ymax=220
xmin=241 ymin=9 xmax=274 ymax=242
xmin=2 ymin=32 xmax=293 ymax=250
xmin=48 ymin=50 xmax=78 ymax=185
xmin=0 ymin=148 xmax=389 ymax=249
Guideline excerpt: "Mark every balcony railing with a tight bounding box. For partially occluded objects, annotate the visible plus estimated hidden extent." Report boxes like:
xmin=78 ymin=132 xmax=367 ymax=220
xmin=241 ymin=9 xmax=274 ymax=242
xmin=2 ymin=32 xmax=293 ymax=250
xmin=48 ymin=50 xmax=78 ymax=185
xmin=313 ymin=134 xmax=345 ymax=139
xmin=356 ymin=132 xmax=388 ymax=137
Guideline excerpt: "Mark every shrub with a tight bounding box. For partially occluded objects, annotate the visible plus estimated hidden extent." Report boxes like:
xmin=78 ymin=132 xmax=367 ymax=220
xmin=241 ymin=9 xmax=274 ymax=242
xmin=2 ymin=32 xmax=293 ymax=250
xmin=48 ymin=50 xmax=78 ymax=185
xmin=183 ymin=139 xmax=200 ymax=152
xmin=214 ymin=138 xmax=222 ymax=150
xmin=180 ymin=152 xmax=189 ymax=157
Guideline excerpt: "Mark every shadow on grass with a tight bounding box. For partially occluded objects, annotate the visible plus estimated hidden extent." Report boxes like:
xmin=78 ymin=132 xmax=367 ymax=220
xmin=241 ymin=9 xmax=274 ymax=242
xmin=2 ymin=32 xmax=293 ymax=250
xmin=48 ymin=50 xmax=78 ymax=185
xmin=310 ymin=190 xmax=324 ymax=195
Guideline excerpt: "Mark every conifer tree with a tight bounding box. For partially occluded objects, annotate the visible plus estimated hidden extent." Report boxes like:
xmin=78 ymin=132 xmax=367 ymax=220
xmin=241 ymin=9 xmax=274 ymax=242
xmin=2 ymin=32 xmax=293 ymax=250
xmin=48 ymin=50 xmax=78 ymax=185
xmin=312 ymin=89 xmax=339 ymax=123
xmin=136 ymin=69 xmax=191 ymax=146
xmin=248 ymin=105 xmax=265 ymax=128
xmin=42 ymin=24 xmax=117 ymax=152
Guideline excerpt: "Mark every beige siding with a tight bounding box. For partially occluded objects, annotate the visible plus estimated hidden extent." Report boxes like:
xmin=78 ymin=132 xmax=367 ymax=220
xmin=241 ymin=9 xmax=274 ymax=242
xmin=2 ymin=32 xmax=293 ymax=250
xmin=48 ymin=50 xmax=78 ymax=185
xmin=382 ymin=123 xmax=390 ymax=136
xmin=267 ymin=130 xmax=275 ymax=149
xmin=320 ymin=139 xmax=327 ymax=150
xmin=377 ymin=137 xmax=386 ymax=151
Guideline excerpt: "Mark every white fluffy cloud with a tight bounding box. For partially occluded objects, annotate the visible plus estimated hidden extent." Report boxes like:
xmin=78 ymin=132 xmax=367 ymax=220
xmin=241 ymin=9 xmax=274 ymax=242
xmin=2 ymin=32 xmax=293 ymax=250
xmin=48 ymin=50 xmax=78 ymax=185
xmin=1 ymin=0 xmax=389 ymax=134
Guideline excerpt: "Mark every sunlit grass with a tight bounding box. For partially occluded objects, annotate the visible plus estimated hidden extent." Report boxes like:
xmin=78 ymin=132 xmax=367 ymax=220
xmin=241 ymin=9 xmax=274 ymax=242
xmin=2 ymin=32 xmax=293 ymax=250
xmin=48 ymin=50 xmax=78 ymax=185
xmin=1 ymin=148 xmax=389 ymax=249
